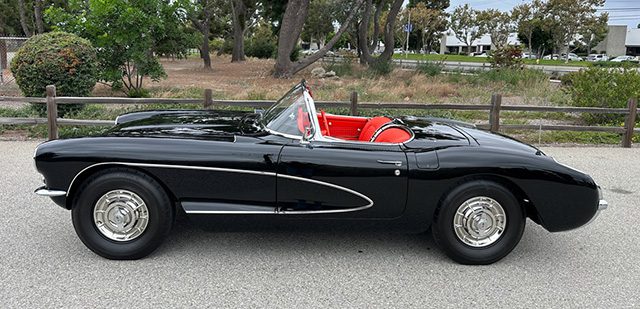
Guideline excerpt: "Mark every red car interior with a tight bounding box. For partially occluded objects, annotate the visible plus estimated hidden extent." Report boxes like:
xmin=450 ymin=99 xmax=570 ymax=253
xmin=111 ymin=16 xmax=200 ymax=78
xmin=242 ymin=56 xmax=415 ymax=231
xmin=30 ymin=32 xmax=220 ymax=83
xmin=318 ymin=112 xmax=412 ymax=143
xmin=297 ymin=108 xmax=411 ymax=143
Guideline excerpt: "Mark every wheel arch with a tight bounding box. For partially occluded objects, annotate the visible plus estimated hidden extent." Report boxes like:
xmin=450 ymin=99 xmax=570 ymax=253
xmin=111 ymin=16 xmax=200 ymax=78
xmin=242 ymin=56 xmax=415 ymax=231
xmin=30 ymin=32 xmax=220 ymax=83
xmin=65 ymin=163 xmax=179 ymax=210
xmin=435 ymin=174 xmax=542 ymax=225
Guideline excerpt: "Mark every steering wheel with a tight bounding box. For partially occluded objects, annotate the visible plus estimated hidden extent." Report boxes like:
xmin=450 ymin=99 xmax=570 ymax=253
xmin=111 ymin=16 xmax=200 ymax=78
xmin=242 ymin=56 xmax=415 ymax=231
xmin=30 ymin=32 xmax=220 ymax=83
xmin=320 ymin=110 xmax=331 ymax=136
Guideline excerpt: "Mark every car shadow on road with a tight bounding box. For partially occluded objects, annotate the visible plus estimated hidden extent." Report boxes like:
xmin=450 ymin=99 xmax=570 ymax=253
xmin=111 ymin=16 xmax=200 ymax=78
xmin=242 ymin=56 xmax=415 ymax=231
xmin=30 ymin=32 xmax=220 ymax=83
xmin=151 ymin=212 xmax=562 ymax=265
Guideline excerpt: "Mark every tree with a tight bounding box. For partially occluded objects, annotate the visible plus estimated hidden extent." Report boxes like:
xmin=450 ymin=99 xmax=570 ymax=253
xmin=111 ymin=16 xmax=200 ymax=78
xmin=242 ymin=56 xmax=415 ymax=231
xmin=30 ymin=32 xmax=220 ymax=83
xmin=578 ymin=13 xmax=609 ymax=54
xmin=357 ymin=0 xmax=404 ymax=66
xmin=230 ymin=0 xmax=257 ymax=62
xmin=302 ymin=0 xmax=337 ymax=50
xmin=272 ymin=0 xmax=364 ymax=78
xmin=477 ymin=9 xmax=514 ymax=50
xmin=186 ymin=0 xmax=227 ymax=69
xmin=407 ymin=0 xmax=449 ymax=10
xmin=512 ymin=0 xmax=543 ymax=56
xmin=449 ymin=4 xmax=483 ymax=55
xmin=18 ymin=0 xmax=32 ymax=36
xmin=34 ymin=0 xmax=45 ymax=34
xmin=544 ymin=0 xmax=606 ymax=62
xmin=47 ymin=0 xmax=192 ymax=96
xmin=408 ymin=3 xmax=448 ymax=52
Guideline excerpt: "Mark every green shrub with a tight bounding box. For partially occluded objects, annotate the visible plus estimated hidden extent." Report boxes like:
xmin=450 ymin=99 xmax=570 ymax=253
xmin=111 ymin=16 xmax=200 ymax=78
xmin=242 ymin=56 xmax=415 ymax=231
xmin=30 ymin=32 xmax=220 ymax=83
xmin=593 ymin=61 xmax=639 ymax=68
xmin=11 ymin=32 xmax=98 ymax=116
xmin=367 ymin=60 xmax=395 ymax=76
xmin=564 ymin=67 xmax=640 ymax=124
xmin=489 ymin=46 xmax=524 ymax=69
xmin=323 ymin=57 xmax=354 ymax=76
xmin=416 ymin=61 xmax=444 ymax=76
xmin=209 ymin=38 xmax=225 ymax=53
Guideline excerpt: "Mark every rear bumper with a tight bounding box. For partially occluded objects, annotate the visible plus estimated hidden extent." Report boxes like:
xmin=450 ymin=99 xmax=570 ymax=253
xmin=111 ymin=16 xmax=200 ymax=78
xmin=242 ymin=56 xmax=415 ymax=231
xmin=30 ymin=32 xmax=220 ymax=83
xmin=34 ymin=186 xmax=67 ymax=197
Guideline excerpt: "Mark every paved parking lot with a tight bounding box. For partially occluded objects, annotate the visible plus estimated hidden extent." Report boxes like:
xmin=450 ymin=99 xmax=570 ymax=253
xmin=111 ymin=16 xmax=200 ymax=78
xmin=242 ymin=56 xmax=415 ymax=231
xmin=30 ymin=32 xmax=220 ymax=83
xmin=1 ymin=141 xmax=638 ymax=308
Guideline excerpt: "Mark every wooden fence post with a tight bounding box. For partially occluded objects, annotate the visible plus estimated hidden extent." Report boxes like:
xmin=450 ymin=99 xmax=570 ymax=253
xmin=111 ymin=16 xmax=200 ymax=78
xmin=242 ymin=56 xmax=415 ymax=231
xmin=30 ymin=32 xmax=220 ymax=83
xmin=490 ymin=93 xmax=502 ymax=132
xmin=622 ymin=98 xmax=637 ymax=148
xmin=350 ymin=91 xmax=358 ymax=116
xmin=46 ymin=85 xmax=58 ymax=140
xmin=203 ymin=88 xmax=213 ymax=109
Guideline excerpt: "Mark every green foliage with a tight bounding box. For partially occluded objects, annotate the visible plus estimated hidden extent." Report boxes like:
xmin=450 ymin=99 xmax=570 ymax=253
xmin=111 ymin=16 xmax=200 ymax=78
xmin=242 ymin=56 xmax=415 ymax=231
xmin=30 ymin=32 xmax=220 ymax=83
xmin=416 ymin=61 xmax=444 ymax=76
xmin=367 ymin=60 xmax=395 ymax=76
xmin=245 ymin=22 xmax=277 ymax=59
xmin=209 ymin=38 xmax=225 ymax=53
xmin=10 ymin=31 xmax=98 ymax=116
xmin=489 ymin=46 xmax=524 ymax=68
xmin=323 ymin=57 xmax=355 ymax=76
xmin=45 ymin=0 xmax=191 ymax=96
xmin=564 ymin=67 xmax=640 ymax=124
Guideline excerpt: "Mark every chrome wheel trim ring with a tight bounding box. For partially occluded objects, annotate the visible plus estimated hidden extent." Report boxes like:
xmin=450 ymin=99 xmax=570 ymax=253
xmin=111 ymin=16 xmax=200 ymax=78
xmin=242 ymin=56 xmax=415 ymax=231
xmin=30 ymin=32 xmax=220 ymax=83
xmin=93 ymin=190 xmax=149 ymax=242
xmin=453 ymin=196 xmax=506 ymax=247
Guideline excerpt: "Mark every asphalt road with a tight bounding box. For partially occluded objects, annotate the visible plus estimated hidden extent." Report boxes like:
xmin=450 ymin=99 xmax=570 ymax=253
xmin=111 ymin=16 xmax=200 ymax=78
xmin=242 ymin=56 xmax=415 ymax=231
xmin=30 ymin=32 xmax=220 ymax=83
xmin=1 ymin=141 xmax=638 ymax=308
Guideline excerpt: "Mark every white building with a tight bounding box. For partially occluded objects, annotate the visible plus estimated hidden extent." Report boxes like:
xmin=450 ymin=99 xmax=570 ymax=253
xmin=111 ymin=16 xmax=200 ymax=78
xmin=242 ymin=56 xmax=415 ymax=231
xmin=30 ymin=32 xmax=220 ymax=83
xmin=439 ymin=33 xmax=521 ymax=55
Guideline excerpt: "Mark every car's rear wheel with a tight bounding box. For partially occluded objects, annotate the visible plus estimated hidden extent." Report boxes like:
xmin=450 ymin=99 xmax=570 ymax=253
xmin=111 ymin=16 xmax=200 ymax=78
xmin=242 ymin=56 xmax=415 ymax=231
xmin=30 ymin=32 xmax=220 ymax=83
xmin=432 ymin=180 xmax=525 ymax=265
xmin=71 ymin=168 xmax=173 ymax=259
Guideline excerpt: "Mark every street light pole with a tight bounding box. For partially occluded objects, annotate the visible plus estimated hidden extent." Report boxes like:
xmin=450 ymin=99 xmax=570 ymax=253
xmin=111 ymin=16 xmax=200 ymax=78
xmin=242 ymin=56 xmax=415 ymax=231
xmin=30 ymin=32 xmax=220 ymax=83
xmin=405 ymin=10 xmax=411 ymax=58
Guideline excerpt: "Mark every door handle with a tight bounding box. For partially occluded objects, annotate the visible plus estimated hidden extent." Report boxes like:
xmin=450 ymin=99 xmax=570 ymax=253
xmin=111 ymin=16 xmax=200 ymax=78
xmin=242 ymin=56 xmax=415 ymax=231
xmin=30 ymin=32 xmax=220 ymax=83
xmin=377 ymin=160 xmax=403 ymax=167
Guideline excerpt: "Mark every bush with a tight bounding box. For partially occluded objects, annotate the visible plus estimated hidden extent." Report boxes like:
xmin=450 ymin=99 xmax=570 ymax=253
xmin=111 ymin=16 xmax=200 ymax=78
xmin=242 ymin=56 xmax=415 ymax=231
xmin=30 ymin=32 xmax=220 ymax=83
xmin=11 ymin=32 xmax=98 ymax=116
xmin=367 ymin=60 xmax=395 ymax=76
xmin=564 ymin=67 xmax=640 ymax=124
xmin=323 ymin=57 xmax=354 ymax=76
xmin=416 ymin=61 xmax=444 ymax=77
xmin=489 ymin=46 xmax=523 ymax=69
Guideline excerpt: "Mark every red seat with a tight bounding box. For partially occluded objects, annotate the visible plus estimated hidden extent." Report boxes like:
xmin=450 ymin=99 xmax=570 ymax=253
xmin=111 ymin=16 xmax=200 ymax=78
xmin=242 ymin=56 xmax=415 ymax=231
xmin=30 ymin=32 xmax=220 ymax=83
xmin=373 ymin=128 xmax=412 ymax=143
xmin=359 ymin=117 xmax=391 ymax=141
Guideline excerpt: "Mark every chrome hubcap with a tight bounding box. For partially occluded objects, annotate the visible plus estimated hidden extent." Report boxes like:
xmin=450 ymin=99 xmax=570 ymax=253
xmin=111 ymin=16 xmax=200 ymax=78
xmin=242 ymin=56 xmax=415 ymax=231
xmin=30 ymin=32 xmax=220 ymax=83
xmin=453 ymin=196 xmax=506 ymax=247
xmin=93 ymin=190 xmax=149 ymax=241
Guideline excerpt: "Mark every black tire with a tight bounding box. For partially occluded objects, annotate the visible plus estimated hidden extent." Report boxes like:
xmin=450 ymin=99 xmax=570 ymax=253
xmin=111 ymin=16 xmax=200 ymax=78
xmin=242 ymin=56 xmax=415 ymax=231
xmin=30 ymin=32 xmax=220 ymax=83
xmin=71 ymin=168 xmax=174 ymax=259
xmin=432 ymin=180 xmax=525 ymax=265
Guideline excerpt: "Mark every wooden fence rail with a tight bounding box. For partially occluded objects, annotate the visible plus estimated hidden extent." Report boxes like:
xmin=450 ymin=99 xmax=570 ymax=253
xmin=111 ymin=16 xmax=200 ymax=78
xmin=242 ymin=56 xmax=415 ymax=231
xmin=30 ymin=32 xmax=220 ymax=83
xmin=0 ymin=85 xmax=637 ymax=147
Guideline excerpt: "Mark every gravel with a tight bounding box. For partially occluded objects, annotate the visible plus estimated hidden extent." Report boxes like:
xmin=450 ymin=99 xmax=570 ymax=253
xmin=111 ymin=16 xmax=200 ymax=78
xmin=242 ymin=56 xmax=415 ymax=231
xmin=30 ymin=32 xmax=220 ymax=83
xmin=1 ymin=141 xmax=638 ymax=308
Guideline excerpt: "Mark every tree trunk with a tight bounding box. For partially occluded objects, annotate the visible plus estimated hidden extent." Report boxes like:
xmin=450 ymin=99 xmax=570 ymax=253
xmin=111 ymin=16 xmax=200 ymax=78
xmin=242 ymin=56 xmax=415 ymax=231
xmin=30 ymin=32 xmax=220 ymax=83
xmin=34 ymin=0 xmax=45 ymax=34
xmin=202 ymin=13 xmax=212 ymax=70
xmin=528 ymin=32 xmax=533 ymax=56
xmin=358 ymin=0 xmax=404 ymax=65
xmin=273 ymin=0 xmax=364 ymax=78
xmin=231 ymin=0 xmax=247 ymax=62
xmin=18 ymin=0 xmax=31 ymax=36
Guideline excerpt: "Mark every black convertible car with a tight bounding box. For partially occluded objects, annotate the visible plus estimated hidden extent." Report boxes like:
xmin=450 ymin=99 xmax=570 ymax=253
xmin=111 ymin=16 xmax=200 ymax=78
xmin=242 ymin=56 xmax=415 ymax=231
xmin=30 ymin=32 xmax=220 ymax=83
xmin=34 ymin=81 xmax=607 ymax=264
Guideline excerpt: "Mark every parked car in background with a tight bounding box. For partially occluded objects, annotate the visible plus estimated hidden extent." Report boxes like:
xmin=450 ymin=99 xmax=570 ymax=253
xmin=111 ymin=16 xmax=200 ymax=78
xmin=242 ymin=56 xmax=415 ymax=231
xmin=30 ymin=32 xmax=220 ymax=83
xmin=610 ymin=55 xmax=636 ymax=62
xmin=587 ymin=54 xmax=609 ymax=62
xmin=474 ymin=52 xmax=488 ymax=58
xmin=522 ymin=52 xmax=537 ymax=60
xmin=563 ymin=53 xmax=583 ymax=61
xmin=543 ymin=54 xmax=560 ymax=60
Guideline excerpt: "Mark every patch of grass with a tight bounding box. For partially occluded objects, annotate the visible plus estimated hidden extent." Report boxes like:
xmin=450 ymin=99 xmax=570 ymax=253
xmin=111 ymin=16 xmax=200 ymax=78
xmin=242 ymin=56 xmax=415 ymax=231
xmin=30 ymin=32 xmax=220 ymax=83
xmin=416 ymin=61 xmax=444 ymax=77
xmin=393 ymin=53 xmax=593 ymax=67
xmin=515 ymin=130 xmax=622 ymax=145
xmin=367 ymin=61 xmax=395 ymax=77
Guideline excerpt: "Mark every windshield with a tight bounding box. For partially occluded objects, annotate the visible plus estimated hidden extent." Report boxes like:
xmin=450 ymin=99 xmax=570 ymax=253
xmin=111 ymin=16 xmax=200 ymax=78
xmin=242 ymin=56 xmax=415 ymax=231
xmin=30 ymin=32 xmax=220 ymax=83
xmin=261 ymin=84 xmax=313 ymax=138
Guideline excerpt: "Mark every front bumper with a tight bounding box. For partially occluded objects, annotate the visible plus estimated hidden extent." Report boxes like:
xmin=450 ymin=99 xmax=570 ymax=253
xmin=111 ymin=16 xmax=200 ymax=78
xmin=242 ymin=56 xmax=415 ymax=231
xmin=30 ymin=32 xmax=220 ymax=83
xmin=34 ymin=186 xmax=66 ymax=197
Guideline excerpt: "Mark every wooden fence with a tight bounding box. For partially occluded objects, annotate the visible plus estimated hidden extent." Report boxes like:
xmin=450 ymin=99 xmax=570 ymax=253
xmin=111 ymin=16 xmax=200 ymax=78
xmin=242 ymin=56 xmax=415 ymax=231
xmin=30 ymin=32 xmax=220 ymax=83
xmin=0 ymin=85 xmax=638 ymax=147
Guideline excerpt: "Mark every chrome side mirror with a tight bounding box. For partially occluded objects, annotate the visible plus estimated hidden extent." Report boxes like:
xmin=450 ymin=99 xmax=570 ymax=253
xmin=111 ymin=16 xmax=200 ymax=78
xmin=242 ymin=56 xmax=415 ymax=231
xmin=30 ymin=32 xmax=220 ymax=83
xmin=301 ymin=125 xmax=313 ymax=145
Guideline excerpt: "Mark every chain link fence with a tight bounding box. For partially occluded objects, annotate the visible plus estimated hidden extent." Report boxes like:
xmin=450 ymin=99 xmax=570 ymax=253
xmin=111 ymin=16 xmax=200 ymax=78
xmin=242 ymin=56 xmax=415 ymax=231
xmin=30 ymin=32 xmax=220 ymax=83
xmin=1 ymin=36 xmax=28 ymax=89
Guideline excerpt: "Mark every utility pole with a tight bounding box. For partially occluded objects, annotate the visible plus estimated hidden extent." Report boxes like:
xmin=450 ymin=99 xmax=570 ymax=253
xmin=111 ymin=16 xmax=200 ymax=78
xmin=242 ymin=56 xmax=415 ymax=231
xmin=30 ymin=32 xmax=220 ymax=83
xmin=405 ymin=10 xmax=411 ymax=58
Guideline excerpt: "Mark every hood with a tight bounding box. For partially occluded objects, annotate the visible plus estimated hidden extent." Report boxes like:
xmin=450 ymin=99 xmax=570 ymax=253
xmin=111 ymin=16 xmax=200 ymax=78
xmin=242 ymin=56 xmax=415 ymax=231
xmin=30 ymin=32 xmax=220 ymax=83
xmin=107 ymin=110 xmax=264 ymax=138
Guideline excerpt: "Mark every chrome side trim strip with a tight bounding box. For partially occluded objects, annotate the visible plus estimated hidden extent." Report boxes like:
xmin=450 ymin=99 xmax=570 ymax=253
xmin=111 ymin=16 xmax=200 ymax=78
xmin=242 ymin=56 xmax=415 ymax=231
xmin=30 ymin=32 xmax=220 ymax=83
xmin=277 ymin=173 xmax=374 ymax=209
xmin=185 ymin=210 xmax=277 ymax=214
xmin=66 ymin=162 xmax=277 ymax=197
xmin=35 ymin=187 xmax=67 ymax=197
xmin=67 ymin=162 xmax=374 ymax=214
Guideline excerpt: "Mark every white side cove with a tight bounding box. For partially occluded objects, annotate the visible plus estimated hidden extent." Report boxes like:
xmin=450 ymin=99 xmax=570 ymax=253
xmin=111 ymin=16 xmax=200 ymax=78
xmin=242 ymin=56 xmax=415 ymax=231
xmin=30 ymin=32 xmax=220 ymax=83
xmin=66 ymin=162 xmax=374 ymax=215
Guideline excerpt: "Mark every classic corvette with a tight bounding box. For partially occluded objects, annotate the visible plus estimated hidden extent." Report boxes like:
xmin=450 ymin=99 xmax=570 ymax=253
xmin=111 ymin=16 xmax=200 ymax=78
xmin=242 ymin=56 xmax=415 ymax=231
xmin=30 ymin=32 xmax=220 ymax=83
xmin=34 ymin=81 xmax=607 ymax=264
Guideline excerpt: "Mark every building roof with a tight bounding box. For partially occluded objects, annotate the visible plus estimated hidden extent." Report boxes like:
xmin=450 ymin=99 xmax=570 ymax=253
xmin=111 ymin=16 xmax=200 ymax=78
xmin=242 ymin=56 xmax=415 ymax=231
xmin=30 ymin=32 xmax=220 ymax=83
xmin=626 ymin=28 xmax=640 ymax=47
xmin=444 ymin=33 xmax=521 ymax=47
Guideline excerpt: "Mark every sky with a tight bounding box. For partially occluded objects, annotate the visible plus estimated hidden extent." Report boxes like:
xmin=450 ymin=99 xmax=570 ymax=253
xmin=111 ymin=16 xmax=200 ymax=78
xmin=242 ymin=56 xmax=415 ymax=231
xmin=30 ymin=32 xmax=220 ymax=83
xmin=445 ymin=0 xmax=640 ymax=28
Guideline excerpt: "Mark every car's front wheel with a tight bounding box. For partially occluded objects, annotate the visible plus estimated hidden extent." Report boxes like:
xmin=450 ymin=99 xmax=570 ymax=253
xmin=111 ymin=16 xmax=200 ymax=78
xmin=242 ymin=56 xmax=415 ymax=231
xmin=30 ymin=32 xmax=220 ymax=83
xmin=71 ymin=168 xmax=174 ymax=259
xmin=432 ymin=180 xmax=525 ymax=265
